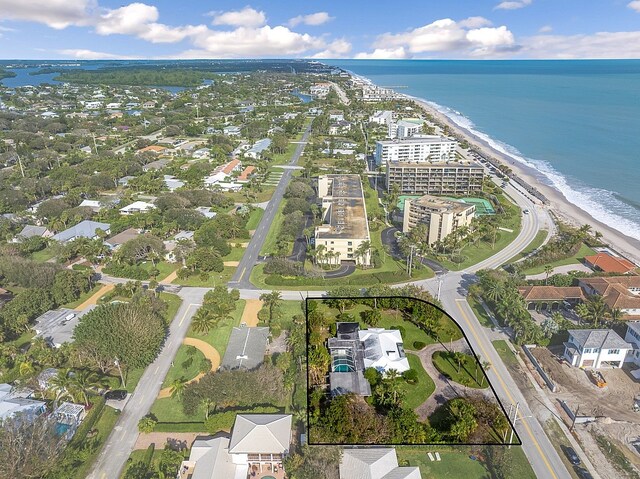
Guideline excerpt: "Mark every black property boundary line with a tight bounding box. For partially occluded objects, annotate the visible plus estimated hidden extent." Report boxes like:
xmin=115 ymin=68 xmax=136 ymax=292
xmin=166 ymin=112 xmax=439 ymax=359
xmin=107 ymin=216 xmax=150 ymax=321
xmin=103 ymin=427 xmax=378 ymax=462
xmin=304 ymin=295 xmax=523 ymax=447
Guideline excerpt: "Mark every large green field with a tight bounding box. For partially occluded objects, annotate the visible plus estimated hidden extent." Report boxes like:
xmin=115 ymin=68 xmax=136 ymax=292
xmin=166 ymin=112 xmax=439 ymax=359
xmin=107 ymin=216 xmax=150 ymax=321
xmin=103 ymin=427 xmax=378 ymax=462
xmin=432 ymin=351 xmax=488 ymax=389
xmin=520 ymin=243 xmax=597 ymax=275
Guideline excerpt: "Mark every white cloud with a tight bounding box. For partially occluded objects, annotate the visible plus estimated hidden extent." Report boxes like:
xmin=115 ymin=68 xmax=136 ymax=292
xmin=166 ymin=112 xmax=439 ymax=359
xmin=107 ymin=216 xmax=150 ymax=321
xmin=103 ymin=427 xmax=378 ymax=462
xmin=57 ymin=48 xmax=136 ymax=59
xmin=365 ymin=18 xmax=517 ymax=58
xmin=310 ymin=38 xmax=351 ymax=58
xmin=288 ymin=12 xmax=333 ymax=27
xmin=0 ymin=0 xmax=91 ymax=29
xmin=494 ymin=0 xmax=532 ymax=10
xmin=138 ymin=23 xmax=208 ymax=43
xmin=95 ymin=3 xmax=158 ymax=36
xmin=355 ymin=47 xmax=408 ymax=59
xmin=628 ymin=1 xmax=640 ymax=12
xmin=538 ymin=25 xmax=553 ymax=33
xmin=210 ymin=7 xmax=266 ymax=28
xmin=190 ymin=25 xmax=325 ymax=57
xmin=459 ymin=16 xmax=492 ymax=29
xmin=521 ymin=31 xmax=640 ymax=58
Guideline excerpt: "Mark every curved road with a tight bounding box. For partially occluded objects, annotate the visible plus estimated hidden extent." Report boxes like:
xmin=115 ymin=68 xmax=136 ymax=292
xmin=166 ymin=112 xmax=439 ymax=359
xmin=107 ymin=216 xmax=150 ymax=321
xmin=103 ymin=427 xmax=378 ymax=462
xmin=91 ymin=178 xmax=571 ymax=478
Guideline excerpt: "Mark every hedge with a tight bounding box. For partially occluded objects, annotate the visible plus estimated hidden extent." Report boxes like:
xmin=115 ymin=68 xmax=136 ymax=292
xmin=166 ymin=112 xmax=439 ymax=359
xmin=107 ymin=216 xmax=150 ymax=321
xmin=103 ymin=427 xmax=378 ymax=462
xmin=68 ymin=396 xmax=105 ymax=449
xmin=263 ymin=270 xmax=421 ymax=287
xmin=102 ymin=263 xmax=150 ymax=280
xmin=204 ymin=406 xmax=281 ymax=434
xmin=142 ymin=444 xmax=155 ymax=468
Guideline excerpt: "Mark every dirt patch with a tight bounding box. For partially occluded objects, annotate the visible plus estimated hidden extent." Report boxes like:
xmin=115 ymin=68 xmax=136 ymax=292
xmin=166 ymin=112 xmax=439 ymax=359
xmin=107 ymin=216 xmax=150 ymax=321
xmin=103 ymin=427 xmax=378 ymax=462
xmin=160 ymin=270 xmax=178 ymax=285
xmin=157 ymin=338 xmax=220 ymax=399
xmin=531 ymin=347 xmax=640 ymax=422
xmin=241 ymin=299 xmax=263 ymax=327
xmin=223 ymin=261 xmax=240 ymax=267
xmin=74 ymin=283 xmax=114 ymax=311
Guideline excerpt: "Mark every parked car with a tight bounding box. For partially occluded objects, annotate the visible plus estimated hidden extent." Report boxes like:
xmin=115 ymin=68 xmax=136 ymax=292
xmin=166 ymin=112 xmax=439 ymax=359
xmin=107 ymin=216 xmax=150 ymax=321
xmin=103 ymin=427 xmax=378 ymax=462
xmin=561 ymin=445 xmax=581 ymax=465
xmin=573 ymin=466 xmax=593 ymax=479
xmin=105 ymin=390 xmax=127 ymax=401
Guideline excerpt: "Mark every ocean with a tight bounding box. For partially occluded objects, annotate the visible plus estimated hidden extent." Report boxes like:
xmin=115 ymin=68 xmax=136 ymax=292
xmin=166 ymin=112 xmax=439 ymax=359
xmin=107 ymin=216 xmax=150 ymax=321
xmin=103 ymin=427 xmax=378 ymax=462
xmin=332 ymin=60 xmax=640 ymax=240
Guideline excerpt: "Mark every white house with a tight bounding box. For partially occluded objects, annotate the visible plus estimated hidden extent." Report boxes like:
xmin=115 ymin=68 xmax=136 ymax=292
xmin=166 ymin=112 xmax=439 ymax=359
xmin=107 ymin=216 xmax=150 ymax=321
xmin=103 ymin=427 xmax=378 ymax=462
xmin=223 ymin=125 xmax=242 ymax=136
xmin=369 ymin=110 xmax=394 ymax=125
xmin=563 ymin=329 xmax=632 ymax=369
xmin=0 ymin=384 xmax=47 ymax=422
xmin=340 ymin=448 xmax=421 ymax=479
xmin=163 ymin=175 xmax=185 ymax=191
xmin=177 ymin=414 xmax=292 ymax=479
xmin=244 ymin=138 xmax=271 ymax=159
xmin=624 ymin=322 xmax=640 ymax=368
xmin=359 ymin=328 xmax=410 ymax=374
xmin=78 ymin=199 xmax=103 ymax=212
xmin=119 ymin=201 xmax=155 ymax=215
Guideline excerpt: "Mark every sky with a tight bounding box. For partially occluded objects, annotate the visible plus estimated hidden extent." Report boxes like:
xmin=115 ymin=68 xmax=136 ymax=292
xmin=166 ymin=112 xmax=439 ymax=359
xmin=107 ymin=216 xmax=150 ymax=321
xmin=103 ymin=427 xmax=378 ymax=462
xmin=1 ymin=0 xmax=640 ymax=59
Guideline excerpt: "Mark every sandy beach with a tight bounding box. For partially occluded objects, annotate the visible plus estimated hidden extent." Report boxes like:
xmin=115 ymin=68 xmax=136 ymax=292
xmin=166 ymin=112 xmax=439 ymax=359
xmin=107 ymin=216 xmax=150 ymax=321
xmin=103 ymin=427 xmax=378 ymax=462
xmin=406 ymin=97 xmax=640 ymax=265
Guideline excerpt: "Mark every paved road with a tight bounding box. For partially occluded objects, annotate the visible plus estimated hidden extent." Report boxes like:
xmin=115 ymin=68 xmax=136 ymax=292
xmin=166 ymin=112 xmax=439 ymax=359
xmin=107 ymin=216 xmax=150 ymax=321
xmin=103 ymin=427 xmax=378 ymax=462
xmin=86 ymin=287 xmax=208 ymax=479
xmin=229 ymin=124 xmax=312 ymax=289
xmin=380 ymin=226 xmax=448 ymax=274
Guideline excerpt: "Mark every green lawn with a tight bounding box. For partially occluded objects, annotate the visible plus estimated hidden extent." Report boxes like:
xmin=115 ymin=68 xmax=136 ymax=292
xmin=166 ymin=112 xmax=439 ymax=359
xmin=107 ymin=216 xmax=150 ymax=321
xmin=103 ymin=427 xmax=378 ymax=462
xmin=396 ymin=447 xmax=489 ymax=478
xmin=140 ymin=261 xmax=177 ymax=281
xmin=160 ymin=292 xmax=182 ymax=324
xmin=491 ymin=340 xmax=519 ymax=369
xmin=161 ymin=344 xmax=206 ymax=388
xmin=186 ymin=299 xmax=246 ymax=358
xmin=521 ymin=243 xmax=597 ymax=275
xmin=507 ymin=229 xmax=548 ymax=263
xmin=399 ymin=353 xmax=436 ymax=410
xmin=362 ymin=180 xmax=385 ymax=222
xmin=467 ymin=296 xmax=495 ymax=328
xmin=31 ymin=247 xmax=56 ymax=262
xmin=432 ymin=351 xmax=487 ymax=389
xmin=172 ymin=266 xmax=236 ymax=287
xmin=150 ymin=396 xmax=206 ymax=426
xmin=245 ymin=207 xmax=265 ymax=230
xmin=260 ymin=199 xmax=286 ymax=255
xmin=223 ymin=246 xmax=247 ymax=262
xmin=71 ymin=406 xmax=120 ymax=479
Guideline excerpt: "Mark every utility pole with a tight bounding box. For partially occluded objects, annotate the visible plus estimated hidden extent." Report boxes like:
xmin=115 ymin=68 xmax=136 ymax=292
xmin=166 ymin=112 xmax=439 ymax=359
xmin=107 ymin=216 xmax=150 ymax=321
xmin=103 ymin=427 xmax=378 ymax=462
xmin=92 ymin=133 xmax=98 ymax=155
xmin=503 ymin=404 xmax=513 ymax=443
xmin=114 ymin=357 xmax=126 ymax=389
xmin=508 ymin=402 xmax=519 ymax=448
xmin=437 ymin=276 xmax=443 ymax=301
xmin=407 ymin=245 xmax=416 ymax=277
xmin=15 ymin=148 xmax=25 ymax=178
xmin=570 ymin=404 xmax=580 ymax=432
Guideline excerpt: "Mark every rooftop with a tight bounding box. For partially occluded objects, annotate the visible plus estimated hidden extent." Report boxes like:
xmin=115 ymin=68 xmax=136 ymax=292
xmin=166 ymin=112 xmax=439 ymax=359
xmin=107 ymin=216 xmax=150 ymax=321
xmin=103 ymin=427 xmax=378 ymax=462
xmin=585 ymin=253 xmax=637 ymax=274
xmin=408 ymin=194 xmax=475 ymax=214
xmin=316 ymin=175 xmax=369 ymax=240
xmin=220 ymin=326 xmax=269 ymax=371
xmin=567 ymin=329 xmax=631 ymax=350
xmin=518 ymin=286 xmax=585 ymax=302
xmin=228 ymin=414 xmax=292 ymax=455
xmin=52 ymin=220 xmax=110 ymax=242
xmin=340 ymin=448 xmax=421 ymax=479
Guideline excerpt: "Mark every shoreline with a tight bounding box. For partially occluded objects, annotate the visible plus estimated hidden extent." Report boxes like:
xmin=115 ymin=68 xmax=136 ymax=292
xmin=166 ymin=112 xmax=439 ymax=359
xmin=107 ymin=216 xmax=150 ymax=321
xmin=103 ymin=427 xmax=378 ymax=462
xmin=410 ymin=97 xmax=640 ymax=264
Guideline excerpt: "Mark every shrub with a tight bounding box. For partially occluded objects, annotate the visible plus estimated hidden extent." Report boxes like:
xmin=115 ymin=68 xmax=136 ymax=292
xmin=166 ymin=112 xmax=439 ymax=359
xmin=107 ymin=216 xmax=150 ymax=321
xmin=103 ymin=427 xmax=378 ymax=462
xmin=142 ymin=444 xmax=155 ymax=468
xmin=138 ymin=415 xmax=157 ymax=433
xmin=413 ymin=341 xmax=427 ymax=350
xmin=103 ymin=263 xmax=150 ymax=280
xmin=403 ymin=369 xmax=418 ymax=384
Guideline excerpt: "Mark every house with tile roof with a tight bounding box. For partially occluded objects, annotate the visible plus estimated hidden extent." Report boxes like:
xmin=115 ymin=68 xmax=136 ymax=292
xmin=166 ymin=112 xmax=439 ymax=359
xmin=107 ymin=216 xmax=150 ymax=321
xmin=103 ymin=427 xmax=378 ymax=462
xmin=584 ymin=252 xmax=636 ymax=274
xmin=178 ymin=414 xmax=292 ymax=479
xmin=563 ymin=329 xmax=632 ymax=368
xmin=518 ymin=286 xmax=585 ymax=311
xmin=340 ymin=448 xmax=421 ymax=479
xmin=579 ymin=276 xmax=640 ymax=318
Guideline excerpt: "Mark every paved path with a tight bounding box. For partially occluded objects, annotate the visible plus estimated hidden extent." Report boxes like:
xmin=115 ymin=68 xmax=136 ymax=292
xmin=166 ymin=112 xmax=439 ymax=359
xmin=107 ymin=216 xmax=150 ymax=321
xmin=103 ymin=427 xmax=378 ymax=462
xmin=525 ymin=262 xmax=592 ymax=280
xmin=74 ymin=283 xmax=114 ymax=311
xmin=413 ymin=339 xmax=491 ymax=418
xmin=229 ymin=124 xmax=312 ymax=289
xmin=87 ymin=288 xmax=207 ymax=479
xmin=157 ymin=337 xmax=220 ymax=399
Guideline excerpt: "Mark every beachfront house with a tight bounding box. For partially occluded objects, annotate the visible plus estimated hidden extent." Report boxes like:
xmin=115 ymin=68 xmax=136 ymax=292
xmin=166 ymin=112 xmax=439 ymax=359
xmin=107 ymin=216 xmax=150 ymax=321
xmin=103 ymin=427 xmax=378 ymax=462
xmin=563 ymin=329 xmax=632 ymax=369
xmin=340 ymin=448 xmax=421 ymax=479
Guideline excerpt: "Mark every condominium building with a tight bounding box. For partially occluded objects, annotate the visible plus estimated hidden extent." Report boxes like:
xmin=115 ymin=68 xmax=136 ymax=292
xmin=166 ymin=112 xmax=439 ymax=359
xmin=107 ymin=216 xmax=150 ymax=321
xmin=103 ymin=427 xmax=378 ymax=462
xmin=388 ymin=119 xmax=424 ymax=139
xmin=369 ymin=110 xmax=394 ymax=125
xmin=403 ymin=195 xmax=476 ymax=245
xmin=315 ymin=175 xmax=371 ymax=266
xmin=387 ymin=160 xmax=484 ymax=196
xmin=374 ymin=136 xmax=457 ymax=166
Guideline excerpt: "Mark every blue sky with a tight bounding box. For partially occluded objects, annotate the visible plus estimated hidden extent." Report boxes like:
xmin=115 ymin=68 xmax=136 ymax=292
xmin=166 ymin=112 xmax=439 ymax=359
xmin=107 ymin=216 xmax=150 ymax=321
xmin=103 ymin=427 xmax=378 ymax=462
xmin=1 ymin=0 xmax=640 ymax=59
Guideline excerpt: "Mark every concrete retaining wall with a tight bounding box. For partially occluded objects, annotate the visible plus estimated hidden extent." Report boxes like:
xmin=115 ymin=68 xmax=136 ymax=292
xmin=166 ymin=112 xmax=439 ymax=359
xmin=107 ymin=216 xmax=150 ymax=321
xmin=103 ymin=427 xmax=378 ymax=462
xmin=523 ymin=344 xmax=557 ymax=392
xmin=559 ymin=400 xmax=596 ymax=424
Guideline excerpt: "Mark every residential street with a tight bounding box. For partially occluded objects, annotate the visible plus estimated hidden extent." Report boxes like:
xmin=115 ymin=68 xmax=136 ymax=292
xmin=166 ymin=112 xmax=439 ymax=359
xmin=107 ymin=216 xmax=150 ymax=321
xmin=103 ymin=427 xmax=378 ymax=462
xmin=228 ymin=123 xmax=312 ymax=289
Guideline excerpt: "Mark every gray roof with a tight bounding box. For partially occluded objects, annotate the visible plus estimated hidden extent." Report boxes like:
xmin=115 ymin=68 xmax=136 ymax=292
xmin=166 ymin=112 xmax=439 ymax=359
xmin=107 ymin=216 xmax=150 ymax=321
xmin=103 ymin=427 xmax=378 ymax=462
xmin=330 ymin=371 xmax=372 ymax=397
xmin=17 ymin=225 xmax=48 ymax=239
xmin=221 ymin=327 xmax=269 ymax=371
xmin=52 ymin=220 xmax=110 ymax=243
xmin=228 ymin=414 xmax=292 ymax=454
xmin=340 ymin=448 xmax=421 ymax=479
xmin=189 ymin=437 xmax=244 ymax=479
xmin=627 ymin=322 xmax=640 ymax=337
xmin=33 ymin=306 xmax=97 ymax=347
xmin=567 ymin=329 xmax=632 ymax=350
xmin=105 ymin=228 xmax=140 ymax=247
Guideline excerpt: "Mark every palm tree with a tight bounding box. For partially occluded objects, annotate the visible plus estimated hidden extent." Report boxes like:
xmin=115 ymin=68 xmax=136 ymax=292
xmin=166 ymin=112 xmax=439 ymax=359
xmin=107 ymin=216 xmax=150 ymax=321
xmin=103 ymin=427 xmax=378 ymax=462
xmin=543 ymin=264 xmax=553 ymax=285
xmin=259 ymin=290 xmax=283 ymax=325
xmin=49 ymin=369 xmax=75 ymax=406
xmin=578 ymin=295 xmax=608 ymax=328
xmin=452 ymin=352 xmax=466 ymax=374
xmin=170 ymin=378 xmax=186 ymax=399
xmin=480 ymin=360 xmax=491 ymax=387
xmin=191 ymin=309 xmax=217 ymax=335
xmin=70 ymin=370 xmax=101 ymax=406
xmin=18 ymin=360 xmax=35 ymax=377
xmin=607 ymin=307 xmax=624 ymax=325
xmin=201 ymin=397 xmax=214 ymax=420
xmin=355 ymin=240 xmax=371 ymax=269
xmin=485 ymin=282 xmax=504 ymax=303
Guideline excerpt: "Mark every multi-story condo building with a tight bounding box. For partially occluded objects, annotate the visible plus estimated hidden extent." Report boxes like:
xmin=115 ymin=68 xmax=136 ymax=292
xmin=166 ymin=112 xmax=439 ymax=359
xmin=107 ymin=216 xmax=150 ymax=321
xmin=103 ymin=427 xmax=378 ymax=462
xmin=388 ymin=119 xmax=424 ymax=139
xmin=315 ymin=175 xmax=371 ymax=266
xmin=403 ymin=195 xmax=476 ymax=245
xmin=387 ymin=160 xmax=484 ymax=196
xmin=374 ymin=136 xmax=457 ymax=166
xmin=369 ymin=110 xmax=394 ymax=125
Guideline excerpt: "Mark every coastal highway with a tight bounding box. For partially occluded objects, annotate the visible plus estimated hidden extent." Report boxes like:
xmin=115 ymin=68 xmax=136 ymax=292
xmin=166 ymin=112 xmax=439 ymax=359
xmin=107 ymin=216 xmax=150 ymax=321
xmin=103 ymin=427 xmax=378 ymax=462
xmin=228 ymin=123 xmax=312 ymax=289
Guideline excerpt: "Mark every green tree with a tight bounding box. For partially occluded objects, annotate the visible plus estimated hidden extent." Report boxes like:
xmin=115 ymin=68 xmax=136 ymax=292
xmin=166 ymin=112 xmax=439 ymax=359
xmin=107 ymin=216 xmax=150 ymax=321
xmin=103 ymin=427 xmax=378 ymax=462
xmin=138 ymin=415 xmax=157 ymax=434
xmin=259 ymin=290 xmax=283 ymax=325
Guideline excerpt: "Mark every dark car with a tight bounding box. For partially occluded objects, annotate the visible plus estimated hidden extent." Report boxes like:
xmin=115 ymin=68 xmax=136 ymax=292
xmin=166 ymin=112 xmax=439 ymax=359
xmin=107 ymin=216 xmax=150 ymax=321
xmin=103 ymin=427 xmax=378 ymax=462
xmin=105 ymin=390 xmax=127 ymax=401
xmin=562 ymin=445 xmax=581 ymax=465
xmin=574 ymin=466 xmax=593 ymax=479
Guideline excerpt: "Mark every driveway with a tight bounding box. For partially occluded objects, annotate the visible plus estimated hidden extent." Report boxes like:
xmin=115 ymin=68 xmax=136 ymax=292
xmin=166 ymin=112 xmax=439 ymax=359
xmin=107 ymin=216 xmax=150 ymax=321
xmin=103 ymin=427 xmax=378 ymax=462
xmin=381 ymin=226 xmax=448 ymax=274
xmin=321 ymin=262 xmax=356 ymax=279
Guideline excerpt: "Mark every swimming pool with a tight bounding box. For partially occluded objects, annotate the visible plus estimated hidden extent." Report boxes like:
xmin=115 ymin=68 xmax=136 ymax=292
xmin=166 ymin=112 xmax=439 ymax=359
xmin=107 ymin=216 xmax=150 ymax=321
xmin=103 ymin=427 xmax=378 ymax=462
xmin=334 ymin=364 xmax=353 ymax=372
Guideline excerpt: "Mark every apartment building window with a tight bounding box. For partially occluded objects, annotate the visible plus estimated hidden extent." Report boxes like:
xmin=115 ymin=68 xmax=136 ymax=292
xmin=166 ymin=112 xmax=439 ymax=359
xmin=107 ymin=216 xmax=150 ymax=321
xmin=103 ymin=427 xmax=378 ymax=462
xmin=347 ymin=248 xmax=353 ymax=252
xmin=347 ymin=241 xmax=352 ymax=246
xmin=608 ymin=349 xmax=620 ymax=354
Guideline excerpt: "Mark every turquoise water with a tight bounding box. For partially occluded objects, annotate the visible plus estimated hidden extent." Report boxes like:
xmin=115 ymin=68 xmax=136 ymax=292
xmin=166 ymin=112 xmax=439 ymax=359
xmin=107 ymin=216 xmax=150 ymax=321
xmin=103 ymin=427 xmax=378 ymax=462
xmin=332 ymin=60 xmax=640 ymax=240
xmin=334 ymin=364 xmax=352 ymax=373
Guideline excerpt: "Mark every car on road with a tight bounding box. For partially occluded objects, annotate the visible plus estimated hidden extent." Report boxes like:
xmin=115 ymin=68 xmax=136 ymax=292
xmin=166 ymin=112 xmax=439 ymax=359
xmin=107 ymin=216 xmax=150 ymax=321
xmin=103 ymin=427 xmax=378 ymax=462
xmin=523 ymin=209 xmax=530 ymax=214
xmin=561 ymin=445 xmax=581 ymax=465
xmin=105 ymin=390 xmax=127 ymax=401
xmin=573 ymin=466 xmax=593 ymax=479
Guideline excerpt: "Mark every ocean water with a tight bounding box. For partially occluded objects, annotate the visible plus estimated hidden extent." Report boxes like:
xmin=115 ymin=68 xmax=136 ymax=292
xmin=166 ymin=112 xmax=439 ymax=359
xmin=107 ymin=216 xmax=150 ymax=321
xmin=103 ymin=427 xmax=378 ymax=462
xmin=332 ymin=60 xmax=640 ymax=240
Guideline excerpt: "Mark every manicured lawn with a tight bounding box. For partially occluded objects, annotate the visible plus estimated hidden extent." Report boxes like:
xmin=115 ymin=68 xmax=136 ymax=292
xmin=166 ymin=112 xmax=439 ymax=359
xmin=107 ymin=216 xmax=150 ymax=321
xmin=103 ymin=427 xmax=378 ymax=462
xmin=432 ymin=351 xmax=487 ymax=389
xmin=223 ymin=246 xmax=246 ymax=262
xmin=467 ymin=295 xmax=495 ymax=328
xmin=62 ymin=283 xmax=103 ymax=309
xmin=31 ymin=247 xmax=56 ymax=262
xmin=172 ymin=266 xmax=236 ymax=287
xmin=260 ymin=199 xmax=286 ymax=255
xmin=186 ymin=299 xmax=246 ymax=358
xmin=362 ymin=181 xmax=385 ymax=222
xmin=396 ymin=447 xmax=489 ymax=478
xmin=492 ymin=340 xmax=519 ymax=369
xmin=245 ymin=207 xmax=265 ymax=230
xmin=141 ymin=261 xmax=177 ymax=281
xmin=521 ymin=243 xmax=597 ymax=275
xmin=160 ymin=292 xmax=182 ymax=324
xmin=161 ymin=344 xmax=206 ymax=388
xmin=365 ymin=310 xmax=435 ymax=347
xmin=399 ymin=353 xmax=436 ymax=410
xmin=72 ymin=406 xmax=120 ymax=479
xmin=150 ymin=396 xmax=205 ymax=425
xmin=507 ymin=229 xmax=548 ymax=263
